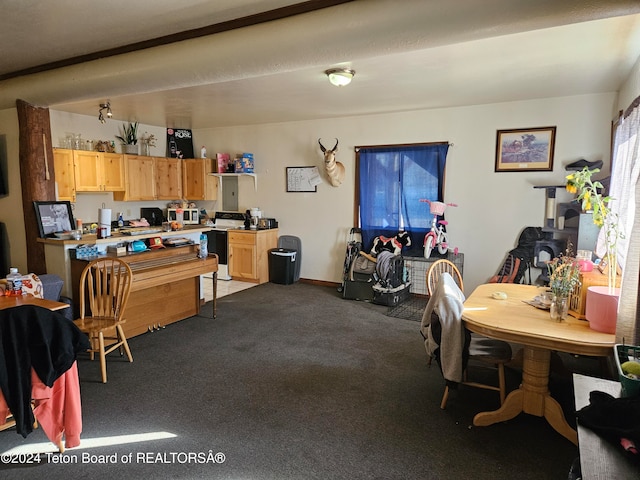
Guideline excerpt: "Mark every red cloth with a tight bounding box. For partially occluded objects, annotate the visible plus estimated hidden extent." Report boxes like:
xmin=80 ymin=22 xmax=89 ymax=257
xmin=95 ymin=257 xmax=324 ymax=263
xmin=0 ymin=362 xmax=82 ymax=449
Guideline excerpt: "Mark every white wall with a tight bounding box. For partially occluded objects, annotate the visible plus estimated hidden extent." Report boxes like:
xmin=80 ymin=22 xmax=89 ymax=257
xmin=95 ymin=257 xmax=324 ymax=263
xmin=618 ymin=54 xmax=640 ymax=112
xmin=0 ymin=108 xmax=27 ymax=274
xmin=194 ymin=93 xmax=617 ymax=292
xmin=0 ymin=92 xmax=619 ymax=291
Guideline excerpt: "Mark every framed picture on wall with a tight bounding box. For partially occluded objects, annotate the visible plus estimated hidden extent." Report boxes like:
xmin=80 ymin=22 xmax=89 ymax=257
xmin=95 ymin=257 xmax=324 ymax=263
xmin=33 ymin=201 xmax=76 ymax=237
xmin=286 ymin=166 xmax=321 ymax=192
xmin=495 ymin=126 xmax=556 ymax=172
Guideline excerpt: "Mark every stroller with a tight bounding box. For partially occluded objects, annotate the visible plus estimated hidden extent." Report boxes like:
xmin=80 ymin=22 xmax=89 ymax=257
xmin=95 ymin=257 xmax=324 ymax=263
xmin=338 ymin=228 xmax=376 ymax=301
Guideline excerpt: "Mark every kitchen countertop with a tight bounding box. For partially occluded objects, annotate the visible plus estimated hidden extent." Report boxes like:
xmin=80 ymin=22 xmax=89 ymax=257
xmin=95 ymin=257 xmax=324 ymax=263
xmin=37 ymin=225 xmax=214 ymax=245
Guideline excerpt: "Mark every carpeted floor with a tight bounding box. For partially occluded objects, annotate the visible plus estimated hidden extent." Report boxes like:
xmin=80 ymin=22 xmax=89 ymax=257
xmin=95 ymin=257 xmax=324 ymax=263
xmin=1 ymin=282 xmax=602 ymax=479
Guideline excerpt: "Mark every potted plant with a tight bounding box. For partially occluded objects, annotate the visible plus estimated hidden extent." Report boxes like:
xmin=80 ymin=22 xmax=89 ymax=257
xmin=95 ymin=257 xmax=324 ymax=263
xmin=115 ymin=122 xmax=139 ymax=154
xmin=566 ymin=167 xmax=624 ymax=333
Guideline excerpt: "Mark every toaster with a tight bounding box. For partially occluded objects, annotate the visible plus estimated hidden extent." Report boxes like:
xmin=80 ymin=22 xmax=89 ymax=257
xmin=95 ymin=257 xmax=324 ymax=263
xmin=258 ymin=218 xmax=278 ymax=229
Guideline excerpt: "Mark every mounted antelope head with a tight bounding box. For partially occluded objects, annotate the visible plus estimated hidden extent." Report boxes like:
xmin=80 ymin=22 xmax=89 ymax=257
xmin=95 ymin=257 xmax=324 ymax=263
xmin=318 ymin=138 xmax=345 ymax=187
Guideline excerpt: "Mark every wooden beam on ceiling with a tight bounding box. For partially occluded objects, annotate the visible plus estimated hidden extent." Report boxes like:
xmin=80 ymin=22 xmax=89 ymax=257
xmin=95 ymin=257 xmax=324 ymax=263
xmin=0 ymin=0 xmax=353 ymax=82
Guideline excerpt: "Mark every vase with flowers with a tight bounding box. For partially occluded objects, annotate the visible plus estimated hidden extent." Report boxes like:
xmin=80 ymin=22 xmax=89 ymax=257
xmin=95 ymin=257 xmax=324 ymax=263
xmin=140 ymin=132 xmax=156 ymax=157
xmin=566 ymin=167 xmax=623 ymax=333
xmin=547 ymin=251 xmax=581 ymax=321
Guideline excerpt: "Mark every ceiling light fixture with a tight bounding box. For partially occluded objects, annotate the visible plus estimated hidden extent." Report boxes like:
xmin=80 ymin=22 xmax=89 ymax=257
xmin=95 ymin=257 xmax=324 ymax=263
xmin=325 ymin=68 xmax=355 ymax=87
xmin=98 ymin=101 xmax=112 ymax=123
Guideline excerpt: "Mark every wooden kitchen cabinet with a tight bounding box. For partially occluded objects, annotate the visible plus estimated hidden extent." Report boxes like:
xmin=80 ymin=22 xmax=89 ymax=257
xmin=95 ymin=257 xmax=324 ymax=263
xmin=52 ymin=148 xmax=76 ymax=201
xmin=73 ymin=150 xmax=125 ymax=192
xmin=182 ymin=158 xmax=218 ymax=200
xmin=228 ymin=229 xmax=278 ymax=283
xmin=114 ymin=155 xmax=156 ymax=201
xmin=156 ymin=157 xmax=182 ymax=199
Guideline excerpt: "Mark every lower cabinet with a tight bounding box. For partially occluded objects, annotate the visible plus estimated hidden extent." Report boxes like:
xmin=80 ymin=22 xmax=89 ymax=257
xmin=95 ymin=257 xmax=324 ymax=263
xmin=228 ymin=229 xmax=278 ymax=283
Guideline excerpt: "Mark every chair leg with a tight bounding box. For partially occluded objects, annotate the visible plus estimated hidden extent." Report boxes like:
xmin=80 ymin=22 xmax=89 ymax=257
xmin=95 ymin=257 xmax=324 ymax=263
xmin=98 ymin=332 xmax=107 ymax=383
xmin=440 ymin=385 xmax=450 ymax=409
xmin=498 ymin=363 xmax=506 ymax=405
xmin=116 ymin=325 xmax=133 ymax=363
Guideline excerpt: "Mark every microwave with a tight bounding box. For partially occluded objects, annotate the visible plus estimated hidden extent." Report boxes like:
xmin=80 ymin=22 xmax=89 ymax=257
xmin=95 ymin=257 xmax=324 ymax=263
xmin=167 ymin=208 xmax=200 ymax=225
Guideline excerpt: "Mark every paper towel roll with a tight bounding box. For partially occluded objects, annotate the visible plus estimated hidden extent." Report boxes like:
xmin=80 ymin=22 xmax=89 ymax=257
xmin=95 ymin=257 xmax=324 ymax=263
xmin=99 ymin=208 xmax=112 ymax=237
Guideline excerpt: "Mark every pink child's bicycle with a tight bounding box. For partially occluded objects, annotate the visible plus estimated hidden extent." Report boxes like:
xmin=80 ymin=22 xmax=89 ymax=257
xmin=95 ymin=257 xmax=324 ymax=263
xmin=420 ymin=199 xmax=458 ymax=258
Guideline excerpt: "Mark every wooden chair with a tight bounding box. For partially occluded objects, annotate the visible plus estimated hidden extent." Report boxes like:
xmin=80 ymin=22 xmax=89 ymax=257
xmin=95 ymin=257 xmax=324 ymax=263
xmin=424 ymin=259 xmax=464 ymax=368
xmin=1 ymin=405 xmax=37 ymax=434
xmin=423 ymin=264 xmax=512 ymax=409
xmin=426 ymin=259 xmax=463 ymax=296
xmin=73 ymin=258 xmax=133 ymax=383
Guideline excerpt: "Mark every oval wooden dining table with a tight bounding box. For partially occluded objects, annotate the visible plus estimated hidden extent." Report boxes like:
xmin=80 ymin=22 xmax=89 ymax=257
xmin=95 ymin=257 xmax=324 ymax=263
xmin=0 ymin=293 xmax=70 ymax=311
xmin=462 ymin=283 xmax=615 ymax=445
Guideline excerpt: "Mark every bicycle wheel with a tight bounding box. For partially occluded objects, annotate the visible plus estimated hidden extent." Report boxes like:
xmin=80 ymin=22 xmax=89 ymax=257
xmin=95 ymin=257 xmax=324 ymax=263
xmin=424 ymin=235 xmax=435 ymax=259
xmin=437 ymin=232 xmax=449 ymax=255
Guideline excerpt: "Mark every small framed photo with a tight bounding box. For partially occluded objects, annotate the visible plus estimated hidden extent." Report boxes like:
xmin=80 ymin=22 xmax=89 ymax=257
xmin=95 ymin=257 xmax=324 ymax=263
xmin=495 ymin=126 xmax=556 ymax=172
xmin=33 ymin=201 xmax=76 ymax=237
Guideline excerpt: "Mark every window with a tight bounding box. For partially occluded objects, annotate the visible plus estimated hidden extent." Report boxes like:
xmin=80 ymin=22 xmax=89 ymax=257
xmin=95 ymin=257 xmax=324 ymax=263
xmin=356 ymin=143 xmax=449 ymax=254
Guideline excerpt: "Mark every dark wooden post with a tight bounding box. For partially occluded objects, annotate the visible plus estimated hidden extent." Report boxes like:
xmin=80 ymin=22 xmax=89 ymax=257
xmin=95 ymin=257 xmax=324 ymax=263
xmin=16 ymin=99 xmax=56 ymax=274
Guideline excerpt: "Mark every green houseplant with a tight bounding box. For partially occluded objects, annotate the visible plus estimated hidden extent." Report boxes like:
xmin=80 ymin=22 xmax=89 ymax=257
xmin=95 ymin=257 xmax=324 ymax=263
xmin=565 ymin=167 xmax=621 ymax=291
xmin=115 ymin=122 xmax=139 ymax=154
xmin=566 ymin=167 xmax=623 ymax=333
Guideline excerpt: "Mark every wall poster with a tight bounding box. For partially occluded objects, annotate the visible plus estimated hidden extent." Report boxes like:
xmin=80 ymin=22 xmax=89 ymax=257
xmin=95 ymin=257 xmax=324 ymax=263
xmin=166 ymin=128 xmax=194 ymax=159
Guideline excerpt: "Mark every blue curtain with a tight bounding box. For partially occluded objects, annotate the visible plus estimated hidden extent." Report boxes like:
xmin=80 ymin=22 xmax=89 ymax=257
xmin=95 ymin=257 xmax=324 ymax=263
xmin=358 ymin=144 xmax=448 ymax=254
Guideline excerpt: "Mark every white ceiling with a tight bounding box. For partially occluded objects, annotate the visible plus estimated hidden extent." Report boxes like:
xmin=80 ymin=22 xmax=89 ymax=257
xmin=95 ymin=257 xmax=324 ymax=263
xmin=2 ymin=0 xmax=640 ymax=129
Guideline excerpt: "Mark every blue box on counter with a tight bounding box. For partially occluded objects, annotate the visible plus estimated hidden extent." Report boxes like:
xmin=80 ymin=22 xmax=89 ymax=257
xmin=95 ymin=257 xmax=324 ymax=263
xmin=74 ymin=244 xmax=100 ymax=259
xmin=234 ymin=153 xmax=254 ymax=173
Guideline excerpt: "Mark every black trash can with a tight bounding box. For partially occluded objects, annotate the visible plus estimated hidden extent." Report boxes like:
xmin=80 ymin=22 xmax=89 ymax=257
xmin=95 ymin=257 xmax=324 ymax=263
xmin=269 ymin=248 xmax=297 ymax=284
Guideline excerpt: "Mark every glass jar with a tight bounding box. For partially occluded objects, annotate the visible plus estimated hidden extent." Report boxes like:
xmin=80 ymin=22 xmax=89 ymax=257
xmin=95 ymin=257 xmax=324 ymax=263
xmin=73 ymin=133 xmax=83 ymax=150
xmin=550 ymin=294 xmax=569 ymax=321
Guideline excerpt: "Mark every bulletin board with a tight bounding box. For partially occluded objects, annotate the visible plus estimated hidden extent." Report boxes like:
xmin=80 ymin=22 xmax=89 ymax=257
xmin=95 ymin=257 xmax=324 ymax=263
xmin=286 ymin=166 xmax=320 ymax=192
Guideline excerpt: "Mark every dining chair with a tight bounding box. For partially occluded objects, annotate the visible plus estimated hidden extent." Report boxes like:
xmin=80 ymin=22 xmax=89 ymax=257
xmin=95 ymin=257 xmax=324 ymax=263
xmin=421 ymin=272 xmax=512 ymax=409
xmin=73 ymin=258 xmax=133 ymax=383
xmin=424 ymin=259 xmax=464 ymax=367
xmin=426 ymin=259 xmax=464 ymax=296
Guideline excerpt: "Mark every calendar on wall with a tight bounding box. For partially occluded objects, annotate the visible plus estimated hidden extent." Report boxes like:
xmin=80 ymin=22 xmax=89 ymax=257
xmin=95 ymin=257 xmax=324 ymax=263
xmin=286 ymin=166 xmax=321 ymax=192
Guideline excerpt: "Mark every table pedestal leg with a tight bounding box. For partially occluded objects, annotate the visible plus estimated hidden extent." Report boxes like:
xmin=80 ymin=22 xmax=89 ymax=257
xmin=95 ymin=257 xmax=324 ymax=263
xmin=473 ymin=346 xmax=577 ymax=445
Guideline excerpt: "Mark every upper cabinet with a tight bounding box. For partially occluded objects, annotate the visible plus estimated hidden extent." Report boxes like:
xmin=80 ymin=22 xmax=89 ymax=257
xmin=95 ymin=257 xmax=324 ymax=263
xmin=156 ymin=157 xmax=182 ymax=200
xmin=52 ymin=148 xmax=76 ymax=202
xmin=115 ymin=156 xmax=183 ymax=201
xmin=54 ymin=148 xmax=218 ymax=202
xmin=182 ymin=158 xmax=218 ymax=201
xmin=73 ymin=150 xmax=125 ymax=192
xmin=114 ymin=155 xmax=156 ymax=201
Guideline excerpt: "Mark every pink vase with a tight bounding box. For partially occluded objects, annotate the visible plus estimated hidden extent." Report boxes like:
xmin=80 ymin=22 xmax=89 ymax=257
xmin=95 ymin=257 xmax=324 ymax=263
xmin=585 ymin=286 xmax=620 ymax=334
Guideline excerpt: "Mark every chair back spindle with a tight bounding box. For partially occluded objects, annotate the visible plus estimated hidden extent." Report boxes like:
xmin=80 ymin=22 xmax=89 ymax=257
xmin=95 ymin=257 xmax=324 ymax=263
xmin=80 ymin=259 xmax=132 ymax=320
xmin=427 ymin=259 xmax=463 ymax=296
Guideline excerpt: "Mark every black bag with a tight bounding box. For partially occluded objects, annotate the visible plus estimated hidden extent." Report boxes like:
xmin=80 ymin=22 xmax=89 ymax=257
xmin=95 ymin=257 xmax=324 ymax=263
xmin=376 ymin=251 xmax=405 ymax=288
xmin=510 ymin=227 xmax=545 ymax=284
xmin=349 ymin=253 xmax=376 ymax=281
xmin=489 ymin=226 xmax=545 ymax=284
xmin=372 ymin=282 xmax=411 ymax=306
